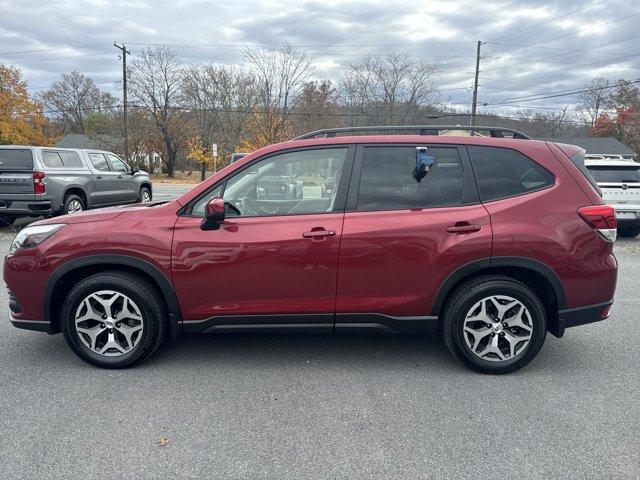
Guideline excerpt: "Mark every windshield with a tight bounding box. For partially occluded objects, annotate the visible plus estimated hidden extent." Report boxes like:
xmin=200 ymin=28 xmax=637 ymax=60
xmin=587 ymin=165 xmax=640 ymax=183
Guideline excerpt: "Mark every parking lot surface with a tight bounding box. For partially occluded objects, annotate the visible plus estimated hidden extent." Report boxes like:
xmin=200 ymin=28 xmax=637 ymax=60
xmin=0 ymin=193 xmax=638 ymax=479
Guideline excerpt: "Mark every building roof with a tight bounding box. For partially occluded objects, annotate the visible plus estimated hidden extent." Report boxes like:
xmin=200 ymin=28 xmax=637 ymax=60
xmin=55 ymin=133 xmax=121 ymax=151
xmin=543 ymin=136 xmax=636 ymax=157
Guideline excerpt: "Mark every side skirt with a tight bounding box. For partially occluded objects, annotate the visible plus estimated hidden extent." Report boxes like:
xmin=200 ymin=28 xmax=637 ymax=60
xmin=183 ymin=313 xmax=439 ymax=335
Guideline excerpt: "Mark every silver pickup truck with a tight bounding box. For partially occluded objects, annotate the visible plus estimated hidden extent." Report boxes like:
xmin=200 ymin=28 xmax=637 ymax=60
xmin=0 ymin=146 xmax=152 ymax=225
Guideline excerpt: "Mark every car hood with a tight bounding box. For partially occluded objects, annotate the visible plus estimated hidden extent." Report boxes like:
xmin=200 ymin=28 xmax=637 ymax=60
xmin=33 ymin=200 xmax=180 ymax=226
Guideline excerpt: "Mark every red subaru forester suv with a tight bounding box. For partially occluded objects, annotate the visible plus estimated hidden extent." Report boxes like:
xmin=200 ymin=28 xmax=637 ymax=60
xmin=4 ymin=126 xmax=618 ymax=373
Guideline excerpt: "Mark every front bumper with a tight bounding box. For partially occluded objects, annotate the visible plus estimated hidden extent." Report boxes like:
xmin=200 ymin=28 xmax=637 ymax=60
xmin=10 ymin=318 xmax=52 ymax=333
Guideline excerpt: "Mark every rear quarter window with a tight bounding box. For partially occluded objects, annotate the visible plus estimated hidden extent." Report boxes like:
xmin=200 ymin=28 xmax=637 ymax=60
xmin=0 ymin=149 xmax=34 ymax=170
xmin=43 ymin=150 xmax=85 ymax=169
xmin=468 ymin=146 xmax=554 ymax=202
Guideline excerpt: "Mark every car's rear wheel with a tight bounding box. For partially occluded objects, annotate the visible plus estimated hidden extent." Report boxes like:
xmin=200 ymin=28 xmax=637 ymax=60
xmin=618 ymin=227 xmax=640 ymax=238
xmin=442 ymin=275 xmax=547 ymax=374
xmin=61 ymin=271 xmax=167 ymax=368
xmin=63 ymin=194 xmax=85 ymax=214
xmin=138 ymin=186 xmax=152 ymax=203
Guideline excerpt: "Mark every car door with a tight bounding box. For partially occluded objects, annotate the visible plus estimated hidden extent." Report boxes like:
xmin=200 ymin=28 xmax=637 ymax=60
xmin=105 ymin=153 xmax=138 ymax=203
xmin=334 ymin=144 xmax=492 ymax=333
xmin=172 ymin=146 xmax=355 ymax=331
xmin=86 ymin=152 xmax=120 ymax=205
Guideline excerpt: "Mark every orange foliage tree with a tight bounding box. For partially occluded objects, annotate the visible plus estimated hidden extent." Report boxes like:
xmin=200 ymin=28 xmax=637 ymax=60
xmin=0 ymin=64 xmax=54 ymax=145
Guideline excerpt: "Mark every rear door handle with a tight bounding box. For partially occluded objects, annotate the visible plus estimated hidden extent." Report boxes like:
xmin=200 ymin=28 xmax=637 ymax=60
xmin=446 ymin=222 xmax=481 ymax=234
xmin=96 ymin=175 xmax=103 ymax=179
xmin=302 ymin=228 xmax=336 ymax=239
xmin=117 ymin=175 xmax=123 ymax=179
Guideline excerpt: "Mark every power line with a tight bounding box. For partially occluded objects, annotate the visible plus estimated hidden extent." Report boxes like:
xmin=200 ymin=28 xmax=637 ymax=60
xmin=488 ymin=0 xmax=609 ymax=42
xmin=0 ymin=43 xmax=112 ymax=57
xmin=489 ymin=79 xmax=640 ymax=106
xmin=486 ymin=11 xmax=640 ymax=56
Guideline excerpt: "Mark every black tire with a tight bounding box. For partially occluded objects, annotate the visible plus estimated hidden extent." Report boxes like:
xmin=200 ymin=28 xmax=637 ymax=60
xmin=0 ymin=214 xmax=16 ymax=227
xmin=441 ymin=275 xmax=547 ymax=374
xmin=62 ymin=194 xmax=85 ymax=214
xmin=618 ymin=227 xmax=640 ymax=238
xmin=61 ymin=271 xmax=167 ymax=368
xmin=138 ymin=186 xmax=152 ymax=203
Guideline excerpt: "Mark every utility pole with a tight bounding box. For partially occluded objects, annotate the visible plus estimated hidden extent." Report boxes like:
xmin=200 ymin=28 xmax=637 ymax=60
xmin=114 ymin=43 xmax=131 ymax=162
xmin=470 ymin=40 xmax=482 ymax=127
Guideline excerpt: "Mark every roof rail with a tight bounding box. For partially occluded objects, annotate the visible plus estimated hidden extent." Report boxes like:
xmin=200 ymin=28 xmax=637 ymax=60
xmin=294 ymin=125 xmax=532 ymax=140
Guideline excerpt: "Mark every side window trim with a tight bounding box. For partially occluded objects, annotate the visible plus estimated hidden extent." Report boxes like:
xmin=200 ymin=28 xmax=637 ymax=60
xmin=182 ymin=145 xmax=356 ymax=218
xmin=346 ymin=143 xmax=479 ymax=212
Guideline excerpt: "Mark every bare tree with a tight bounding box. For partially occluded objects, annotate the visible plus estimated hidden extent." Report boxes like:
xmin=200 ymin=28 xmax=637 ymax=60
xmin=129 ymin=45 xmax=188 ymax=177
xmin=242 ymin=43 xmax=313 ymax=148
xmin=40 ymin=71 xmax=117 ymax=134
xmin=577 ymin=77 xmax=613 ymax=127
xmin=182 ymin=64 xmax=258 ymax=165
xmin=292 ymin=80 xmax=342 ymax=136
xmin=340 ymin=52 xmax=439 ymax=126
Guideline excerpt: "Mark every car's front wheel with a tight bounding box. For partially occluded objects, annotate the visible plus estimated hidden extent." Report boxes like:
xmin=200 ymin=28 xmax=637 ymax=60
xmin=442 ymin=275 xmax=547 ymax=374
xmin=138 ymin=186 xmax=152 ymax=203
xmin=61 ymin=271 xmax=167 ymax=368
xmin=618 ymin=227 xmax=640 ymax=238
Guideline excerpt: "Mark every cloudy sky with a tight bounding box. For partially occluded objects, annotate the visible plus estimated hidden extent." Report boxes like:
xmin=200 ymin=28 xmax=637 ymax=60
xmin=0 ymin=0 xmax=638 ymax=115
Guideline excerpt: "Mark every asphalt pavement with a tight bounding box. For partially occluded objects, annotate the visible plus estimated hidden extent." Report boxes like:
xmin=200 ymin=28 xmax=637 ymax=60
xmin=0 ymin=188 xmax=639 ymax=479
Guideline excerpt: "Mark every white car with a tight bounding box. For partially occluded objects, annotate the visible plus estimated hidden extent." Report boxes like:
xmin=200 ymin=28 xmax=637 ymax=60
xmin=585 ymin=158 xmax=640 ymax=238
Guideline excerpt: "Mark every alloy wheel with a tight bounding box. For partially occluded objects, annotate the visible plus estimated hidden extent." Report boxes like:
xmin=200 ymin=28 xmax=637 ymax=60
xmin=67 ymin=199 xmax=83 ymax=213
xmin=74 ymin=290 xmax=144 ymax=356
xmin=463 ymin=295 xmax=533 ymax=362
xmin=141 ymin=190 xmax=151 ymax=202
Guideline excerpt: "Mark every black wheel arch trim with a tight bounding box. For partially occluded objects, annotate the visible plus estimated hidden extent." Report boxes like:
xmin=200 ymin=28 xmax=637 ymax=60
xmin=430 ymin=256 xmax=567 ymax=316
xmin=44 ymin=254 xmax=182 ymax=339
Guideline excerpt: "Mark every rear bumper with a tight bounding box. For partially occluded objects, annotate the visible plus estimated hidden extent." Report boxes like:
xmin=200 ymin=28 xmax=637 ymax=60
xmin=0 ymin=199 xmax=54 ymax=217
xmin=555 ymin=300 xmax=613 ymax=337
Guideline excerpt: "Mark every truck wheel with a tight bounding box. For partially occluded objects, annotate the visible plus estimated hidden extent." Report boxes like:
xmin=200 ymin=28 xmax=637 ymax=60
xmin=0 ymin=214 xmax=16 ymax=227
xmin=61 ymin=271 xmax=167 ymax=368
xmin=63 ymin=194 xmax=85 ymax=214
xmin=441 ymin=275 xmax=547 ymax=374
xmin=618 ymin=227 xmax=640 ymax=238
xmin=138 ymin=186 xmax=152 ymax=203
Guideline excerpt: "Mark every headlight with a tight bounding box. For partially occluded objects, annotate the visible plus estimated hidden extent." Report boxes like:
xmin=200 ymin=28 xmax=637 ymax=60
xmin=10 ymin=224 xmax=65 ymax=254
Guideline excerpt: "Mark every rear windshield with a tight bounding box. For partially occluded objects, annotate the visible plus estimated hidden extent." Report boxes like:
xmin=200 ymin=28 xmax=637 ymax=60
xmin=0 ymin=149 xmax=34 ymax=171
xmin=569 ymin=149 xmax=601 ymax=196
xmin=587 ymin=165 xmax=640 ymax=183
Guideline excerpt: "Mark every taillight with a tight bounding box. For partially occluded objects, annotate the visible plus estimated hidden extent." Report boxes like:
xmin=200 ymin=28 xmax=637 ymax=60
xmin=33 ymin=172 xmax=45 ymax=195
xmin=578 ymin=205 xmax=617 ymax=242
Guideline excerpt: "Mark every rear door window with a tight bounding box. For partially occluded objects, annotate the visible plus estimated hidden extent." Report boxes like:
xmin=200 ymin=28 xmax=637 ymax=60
xmin=356 ymin=146 xmax=465 ymax=211
xmin=88 ymin=153 xmax=110 ymax=172
xmin=468 ymin=146 xmax=554 ymax=202
xmin=0 ymin=149 xmax=33 ymax=171
xmin=586 ymin=165 xmax=640 ymax=183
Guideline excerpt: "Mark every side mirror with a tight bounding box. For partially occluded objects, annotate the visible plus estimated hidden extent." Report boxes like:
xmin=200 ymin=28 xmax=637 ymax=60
xmin=130 ymin=166 xmax=139 ymax=175
xmin=201 ymin=196 xmax=225 ymax=231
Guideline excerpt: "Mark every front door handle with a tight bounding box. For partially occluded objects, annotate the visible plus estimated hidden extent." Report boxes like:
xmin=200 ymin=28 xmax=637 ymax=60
xmin=117 ymin=175 xmax=123 ymax=179
xmin=446 ymin=222 xmax=481 ymax=234
xmin=96 ymin=175 xmax=103 ymax=179
xmin=302 ymin=228 xmax=336 ymax=239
